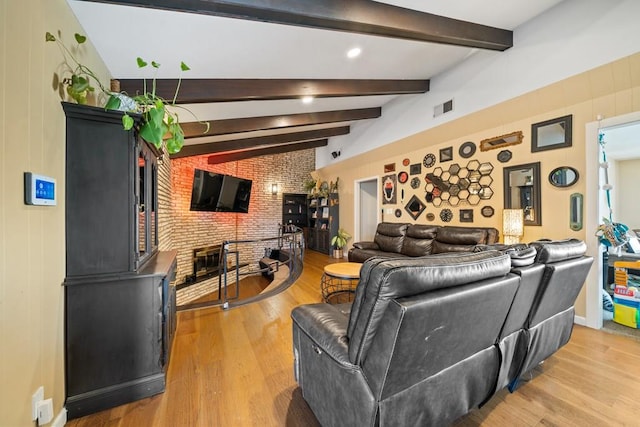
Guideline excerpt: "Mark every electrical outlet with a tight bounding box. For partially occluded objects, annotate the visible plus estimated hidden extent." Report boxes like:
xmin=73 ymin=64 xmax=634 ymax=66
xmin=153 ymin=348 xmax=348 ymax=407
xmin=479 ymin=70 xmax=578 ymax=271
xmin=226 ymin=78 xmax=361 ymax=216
xmin=32 ymin=386 xmax=44 ymax=420
xmin=37 ymin=398 xmax=54 ymax=424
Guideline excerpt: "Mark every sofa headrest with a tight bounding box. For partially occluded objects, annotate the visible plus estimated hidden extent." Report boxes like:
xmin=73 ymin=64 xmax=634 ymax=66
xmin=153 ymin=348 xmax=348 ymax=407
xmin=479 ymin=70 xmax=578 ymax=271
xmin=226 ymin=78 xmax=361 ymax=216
xmin=406 ymin=224 xmax=439 ymax=239
xmin=437 ymin=226 xmax=490 ymax=245
xmin=530 ymin=239 xmax=587 ymax=263
xmin=475 ymin=243 xmax=537 ymax=267
xmin=347 ymin=250 xmax=511 ymax=364
xmin=376 ymin=222 xmax=410 ymax=237
xmin=375 ymin=222 xmax=409 ymax=253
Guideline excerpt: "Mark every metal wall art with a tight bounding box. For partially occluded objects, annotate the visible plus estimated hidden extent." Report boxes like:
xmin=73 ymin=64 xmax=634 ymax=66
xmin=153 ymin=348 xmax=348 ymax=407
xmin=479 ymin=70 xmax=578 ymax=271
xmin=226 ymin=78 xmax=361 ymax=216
xmin=548 ymin=166 xmax=579 ymax=187
xmin=481 ymin=206 xmax=495 ymax=218
xmin=440 ymin=208 xmax=453 ymax=222
xmin=424 ymin=160 xmax=494 ymax=207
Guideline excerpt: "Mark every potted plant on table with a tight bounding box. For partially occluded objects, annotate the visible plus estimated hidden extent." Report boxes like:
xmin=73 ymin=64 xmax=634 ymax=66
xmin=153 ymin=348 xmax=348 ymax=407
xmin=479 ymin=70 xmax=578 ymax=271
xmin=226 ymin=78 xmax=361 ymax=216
xmin=46 ymin=31 xmax=207 ymax=154
xmin=330 ymin=228 xmax=352 ymax=259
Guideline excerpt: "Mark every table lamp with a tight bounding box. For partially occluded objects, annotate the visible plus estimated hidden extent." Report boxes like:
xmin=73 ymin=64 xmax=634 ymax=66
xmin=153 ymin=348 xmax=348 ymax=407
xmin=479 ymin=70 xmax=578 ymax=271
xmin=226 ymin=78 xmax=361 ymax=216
xmin=503 ymin=209 xmax=524 ymax=244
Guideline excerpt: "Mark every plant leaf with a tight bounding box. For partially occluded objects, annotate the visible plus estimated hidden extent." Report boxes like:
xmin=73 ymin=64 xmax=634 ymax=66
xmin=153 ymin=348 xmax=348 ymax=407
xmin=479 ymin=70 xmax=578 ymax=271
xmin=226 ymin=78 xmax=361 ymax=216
xmin=136 ymin=57 xmax=148 ymax=68
xmin=74 ymin=33 xmax=86 ymax=44
xmin=45 ymin=32 xmax=56 ymax=42
xmin=105 ymin=95 xmax=122 ymax=111
xmin=151 ymin=61 xmax=160 ymax=69
xmin=122 ymin=114 xmax=134 ymax=130
xmin=180 ymin=62 xmax=190 ymax=71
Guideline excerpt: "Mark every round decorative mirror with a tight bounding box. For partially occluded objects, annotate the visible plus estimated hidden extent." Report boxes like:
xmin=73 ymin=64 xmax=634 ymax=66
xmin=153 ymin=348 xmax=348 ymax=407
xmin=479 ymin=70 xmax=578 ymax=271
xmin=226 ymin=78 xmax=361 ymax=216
xmin=548 ymin=166 xmax=579 ymax=187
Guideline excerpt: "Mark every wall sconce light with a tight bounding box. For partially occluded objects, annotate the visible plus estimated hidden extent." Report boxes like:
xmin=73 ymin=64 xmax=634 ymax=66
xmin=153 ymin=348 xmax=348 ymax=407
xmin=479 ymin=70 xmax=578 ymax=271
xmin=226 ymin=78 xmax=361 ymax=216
xmin=271 ymin=183 xmax=278 ymax=195
xmin=503 ymin=209 xmax=524 ymax=244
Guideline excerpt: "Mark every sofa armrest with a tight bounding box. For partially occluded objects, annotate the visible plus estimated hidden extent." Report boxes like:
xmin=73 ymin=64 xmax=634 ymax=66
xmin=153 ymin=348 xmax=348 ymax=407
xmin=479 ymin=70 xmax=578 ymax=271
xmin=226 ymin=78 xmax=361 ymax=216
xmin=352 ymin=241 xmax=380 ymax=251
xmin=291 ymin=303 xmax=351 ymax=365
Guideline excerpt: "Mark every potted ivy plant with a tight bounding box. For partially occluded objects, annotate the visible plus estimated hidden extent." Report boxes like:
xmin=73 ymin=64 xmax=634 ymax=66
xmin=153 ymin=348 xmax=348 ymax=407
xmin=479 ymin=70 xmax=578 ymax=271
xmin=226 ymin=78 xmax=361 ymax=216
xmin=330 ymin=228 xmax=352 ymax=259
xmin=46 ymin=31 xmax=206 ymax=154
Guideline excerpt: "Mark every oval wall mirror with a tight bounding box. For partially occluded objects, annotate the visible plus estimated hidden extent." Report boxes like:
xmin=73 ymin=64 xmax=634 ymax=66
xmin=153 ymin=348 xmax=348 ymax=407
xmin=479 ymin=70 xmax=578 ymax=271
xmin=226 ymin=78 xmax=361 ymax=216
xmin=548 ymin=166 xmax=579 ymax=187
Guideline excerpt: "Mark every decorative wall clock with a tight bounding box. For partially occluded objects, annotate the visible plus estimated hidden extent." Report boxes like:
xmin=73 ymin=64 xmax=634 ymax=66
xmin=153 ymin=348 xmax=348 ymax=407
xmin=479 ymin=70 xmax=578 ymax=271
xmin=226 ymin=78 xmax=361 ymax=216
xmin=423 ymin=153 xmax=436 ymax=168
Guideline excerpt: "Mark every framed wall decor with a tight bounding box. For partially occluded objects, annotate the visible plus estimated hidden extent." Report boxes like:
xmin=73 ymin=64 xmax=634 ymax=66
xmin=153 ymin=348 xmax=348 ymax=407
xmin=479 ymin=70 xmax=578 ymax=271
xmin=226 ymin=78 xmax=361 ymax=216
xmin=384 ymin=163 xmax=396 ymax=173
xmin=460 ymin=209 xmax=474 ymax=223
xmin=423 ymin=153 xmax=436 ymax=168
xmin=410 ymin=163 xmax=422 ymax=175
xmin=382 ymin=174 xmax=397 ymax=204
xmin=404 ymin=195 xmax=426 ymax=220
xmin=459 ymin=141 xmax=476 ymax=158
xmin=480 ymin=131 xmax=523 ymax=152
xmin=548 ymin=166 xmax=579 ymax=187
xmin=531 ymin=114 xmax=572 ymax=152
xmin=497 ymin=150 xmax=512 ymax=163
xmin=481 ymin=206 xmax=495 ymax=218
xmin=439 ymin=147 xmax=453 ymax=162
xmin=397 ymin=171 xmax=409 ymax=184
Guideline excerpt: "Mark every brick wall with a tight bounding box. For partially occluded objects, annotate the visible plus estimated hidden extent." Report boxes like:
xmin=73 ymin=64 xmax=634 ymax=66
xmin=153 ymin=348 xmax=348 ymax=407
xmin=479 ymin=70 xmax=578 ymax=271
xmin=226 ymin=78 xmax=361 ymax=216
xmin=170 ymin=149 xmax=315 ymax=304
xmin=157 ymin=155 xmax=173 ymax=251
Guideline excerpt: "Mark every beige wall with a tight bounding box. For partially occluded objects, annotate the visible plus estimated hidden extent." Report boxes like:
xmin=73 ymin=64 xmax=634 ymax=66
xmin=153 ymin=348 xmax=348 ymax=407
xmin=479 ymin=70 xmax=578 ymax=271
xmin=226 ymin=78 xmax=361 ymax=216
xmin=317 ymin=53 xmax=640 ymax=318
xmin=0 ymin=1 xmax=112 ymax=425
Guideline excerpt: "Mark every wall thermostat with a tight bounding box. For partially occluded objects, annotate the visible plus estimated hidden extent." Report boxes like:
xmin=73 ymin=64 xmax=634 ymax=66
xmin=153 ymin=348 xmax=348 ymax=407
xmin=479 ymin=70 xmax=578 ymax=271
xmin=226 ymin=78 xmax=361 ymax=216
xmin=24 ymin=172 xmax=57 ymax=206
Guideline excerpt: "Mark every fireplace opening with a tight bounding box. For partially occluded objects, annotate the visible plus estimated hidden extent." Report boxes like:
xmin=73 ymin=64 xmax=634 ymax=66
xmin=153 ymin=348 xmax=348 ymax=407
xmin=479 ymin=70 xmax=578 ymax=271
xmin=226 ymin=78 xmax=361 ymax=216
xmin=192 ymin=244 xmax=222 ymax=280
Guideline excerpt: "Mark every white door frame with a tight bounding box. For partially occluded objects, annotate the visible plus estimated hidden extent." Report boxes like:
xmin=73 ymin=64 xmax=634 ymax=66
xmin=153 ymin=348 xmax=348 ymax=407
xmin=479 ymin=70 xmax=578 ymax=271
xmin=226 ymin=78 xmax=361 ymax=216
xmin=584 ymin=110 xmax=640 ymax=329
xmin=354 ymin=176 xmax=381 ymax=243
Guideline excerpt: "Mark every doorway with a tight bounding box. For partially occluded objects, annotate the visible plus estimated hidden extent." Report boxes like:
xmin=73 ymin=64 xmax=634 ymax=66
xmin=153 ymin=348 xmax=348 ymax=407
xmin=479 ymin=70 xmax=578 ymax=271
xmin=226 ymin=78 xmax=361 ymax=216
xmin=585 ymin=111 xmax=640 ymax=331
xmin=355 ymin=177 xmax=380 ymax=243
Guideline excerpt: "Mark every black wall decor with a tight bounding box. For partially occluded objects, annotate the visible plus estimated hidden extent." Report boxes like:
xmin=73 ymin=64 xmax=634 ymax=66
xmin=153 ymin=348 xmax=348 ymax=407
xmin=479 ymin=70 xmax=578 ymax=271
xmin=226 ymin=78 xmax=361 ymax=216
xmin=439 ymin=146 xmax=453 ymax=162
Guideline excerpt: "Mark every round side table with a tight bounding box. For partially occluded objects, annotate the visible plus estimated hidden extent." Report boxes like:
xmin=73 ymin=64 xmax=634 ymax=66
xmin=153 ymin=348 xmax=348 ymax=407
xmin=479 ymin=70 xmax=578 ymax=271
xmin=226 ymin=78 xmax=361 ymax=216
xmin=321 ymin=262 xmax=363 ymax=304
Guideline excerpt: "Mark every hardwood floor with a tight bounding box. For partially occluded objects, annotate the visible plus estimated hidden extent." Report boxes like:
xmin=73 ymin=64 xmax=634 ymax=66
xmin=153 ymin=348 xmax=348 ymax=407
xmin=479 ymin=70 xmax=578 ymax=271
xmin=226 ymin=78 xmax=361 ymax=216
xmin=67 ymin=250 xmax=640 ymax=426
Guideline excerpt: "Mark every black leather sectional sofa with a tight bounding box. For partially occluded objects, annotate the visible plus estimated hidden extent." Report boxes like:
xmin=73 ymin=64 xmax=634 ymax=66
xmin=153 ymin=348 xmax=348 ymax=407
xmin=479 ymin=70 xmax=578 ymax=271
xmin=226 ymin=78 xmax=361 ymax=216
xmin=348 ymin=222 xmax=499 ymax=263
xmin=292 ymin=239 xmax=592 ymax=426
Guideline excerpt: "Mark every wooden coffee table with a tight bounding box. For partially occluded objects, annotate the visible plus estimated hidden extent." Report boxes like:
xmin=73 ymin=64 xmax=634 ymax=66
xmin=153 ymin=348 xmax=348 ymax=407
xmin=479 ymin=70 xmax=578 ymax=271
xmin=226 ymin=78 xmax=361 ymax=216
xmin=321 ymin=262 xmax=363 ymax=304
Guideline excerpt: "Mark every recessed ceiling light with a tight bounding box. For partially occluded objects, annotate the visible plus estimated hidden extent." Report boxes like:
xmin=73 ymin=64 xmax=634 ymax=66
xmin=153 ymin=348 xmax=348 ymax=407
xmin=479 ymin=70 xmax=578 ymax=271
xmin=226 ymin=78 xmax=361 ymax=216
xmin=302 ymin=96 xmax=314 ymax=104
xmin=347 ymin=47 xmax=362 ymax=58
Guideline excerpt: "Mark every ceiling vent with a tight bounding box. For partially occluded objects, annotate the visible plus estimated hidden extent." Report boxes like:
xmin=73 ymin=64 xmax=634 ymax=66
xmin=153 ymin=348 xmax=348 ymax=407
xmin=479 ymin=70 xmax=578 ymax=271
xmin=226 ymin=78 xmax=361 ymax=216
xmin=433 ymin=99 xmax=454 ymax=118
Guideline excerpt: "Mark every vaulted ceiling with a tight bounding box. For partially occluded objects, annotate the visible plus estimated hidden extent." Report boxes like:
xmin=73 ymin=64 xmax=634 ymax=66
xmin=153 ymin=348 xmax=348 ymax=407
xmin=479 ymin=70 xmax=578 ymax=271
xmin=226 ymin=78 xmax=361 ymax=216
xmin=67 ymin=0 xmax=564 ymax=163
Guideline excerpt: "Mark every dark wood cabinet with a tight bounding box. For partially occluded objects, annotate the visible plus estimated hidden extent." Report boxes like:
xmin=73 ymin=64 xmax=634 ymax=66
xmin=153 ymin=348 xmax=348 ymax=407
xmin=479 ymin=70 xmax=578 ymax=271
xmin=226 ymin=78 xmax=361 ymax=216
xmin=307 ymin=193 xmax=339 ymax=254
xmin=282 ymin=193 xmax=308 ymax=230
xmin=62 ymin=103 xmax=176 ymax=419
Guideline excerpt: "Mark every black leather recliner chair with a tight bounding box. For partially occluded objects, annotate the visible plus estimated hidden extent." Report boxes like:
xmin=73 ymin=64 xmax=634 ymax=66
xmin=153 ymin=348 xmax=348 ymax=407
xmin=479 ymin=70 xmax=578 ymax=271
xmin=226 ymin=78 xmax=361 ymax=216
xmin=292 ymin=240 xmax=593 ymax=426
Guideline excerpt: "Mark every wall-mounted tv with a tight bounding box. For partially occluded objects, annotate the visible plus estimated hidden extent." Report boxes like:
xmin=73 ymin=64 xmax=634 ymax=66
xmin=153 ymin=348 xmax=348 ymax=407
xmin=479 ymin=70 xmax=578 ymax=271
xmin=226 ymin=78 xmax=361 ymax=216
xmin=189 ymin=169 xmax=252 ymax=213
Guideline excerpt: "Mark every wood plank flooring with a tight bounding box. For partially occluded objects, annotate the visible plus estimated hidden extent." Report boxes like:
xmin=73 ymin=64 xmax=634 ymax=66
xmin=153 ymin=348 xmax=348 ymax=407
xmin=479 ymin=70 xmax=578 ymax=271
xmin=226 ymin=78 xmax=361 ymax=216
xmin=67 ymin=250 xmax=640 ymax=426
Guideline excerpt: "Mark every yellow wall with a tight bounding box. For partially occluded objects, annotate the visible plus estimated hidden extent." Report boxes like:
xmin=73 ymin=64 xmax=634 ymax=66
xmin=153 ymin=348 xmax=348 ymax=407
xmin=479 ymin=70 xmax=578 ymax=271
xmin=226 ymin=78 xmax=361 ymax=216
xmin=317 ymin=53 xmax=640 ymax=318
xmin=0 ymin=1 xmax=111 ymax=425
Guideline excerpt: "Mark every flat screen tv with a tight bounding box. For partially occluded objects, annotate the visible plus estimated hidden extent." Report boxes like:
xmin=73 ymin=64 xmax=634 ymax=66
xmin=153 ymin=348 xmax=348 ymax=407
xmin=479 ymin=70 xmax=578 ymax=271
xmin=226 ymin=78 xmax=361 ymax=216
xmin=189 ymin=169 xmax=252 ymax=213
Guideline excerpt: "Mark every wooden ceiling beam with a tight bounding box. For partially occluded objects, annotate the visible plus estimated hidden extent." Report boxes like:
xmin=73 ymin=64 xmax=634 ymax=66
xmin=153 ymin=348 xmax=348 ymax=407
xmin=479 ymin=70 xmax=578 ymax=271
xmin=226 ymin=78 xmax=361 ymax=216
xmin=171 ymin=125 xmax=349 ymax=158
xmin=181 ymin=107 xmax=381 ymax=138
xmin=114 ymin=78 xmax=429 ymax=104
xmin=206 ymin=139 xmax=327 ymax=164
xmin=80 ymin=0 xmax=512 ymax=51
